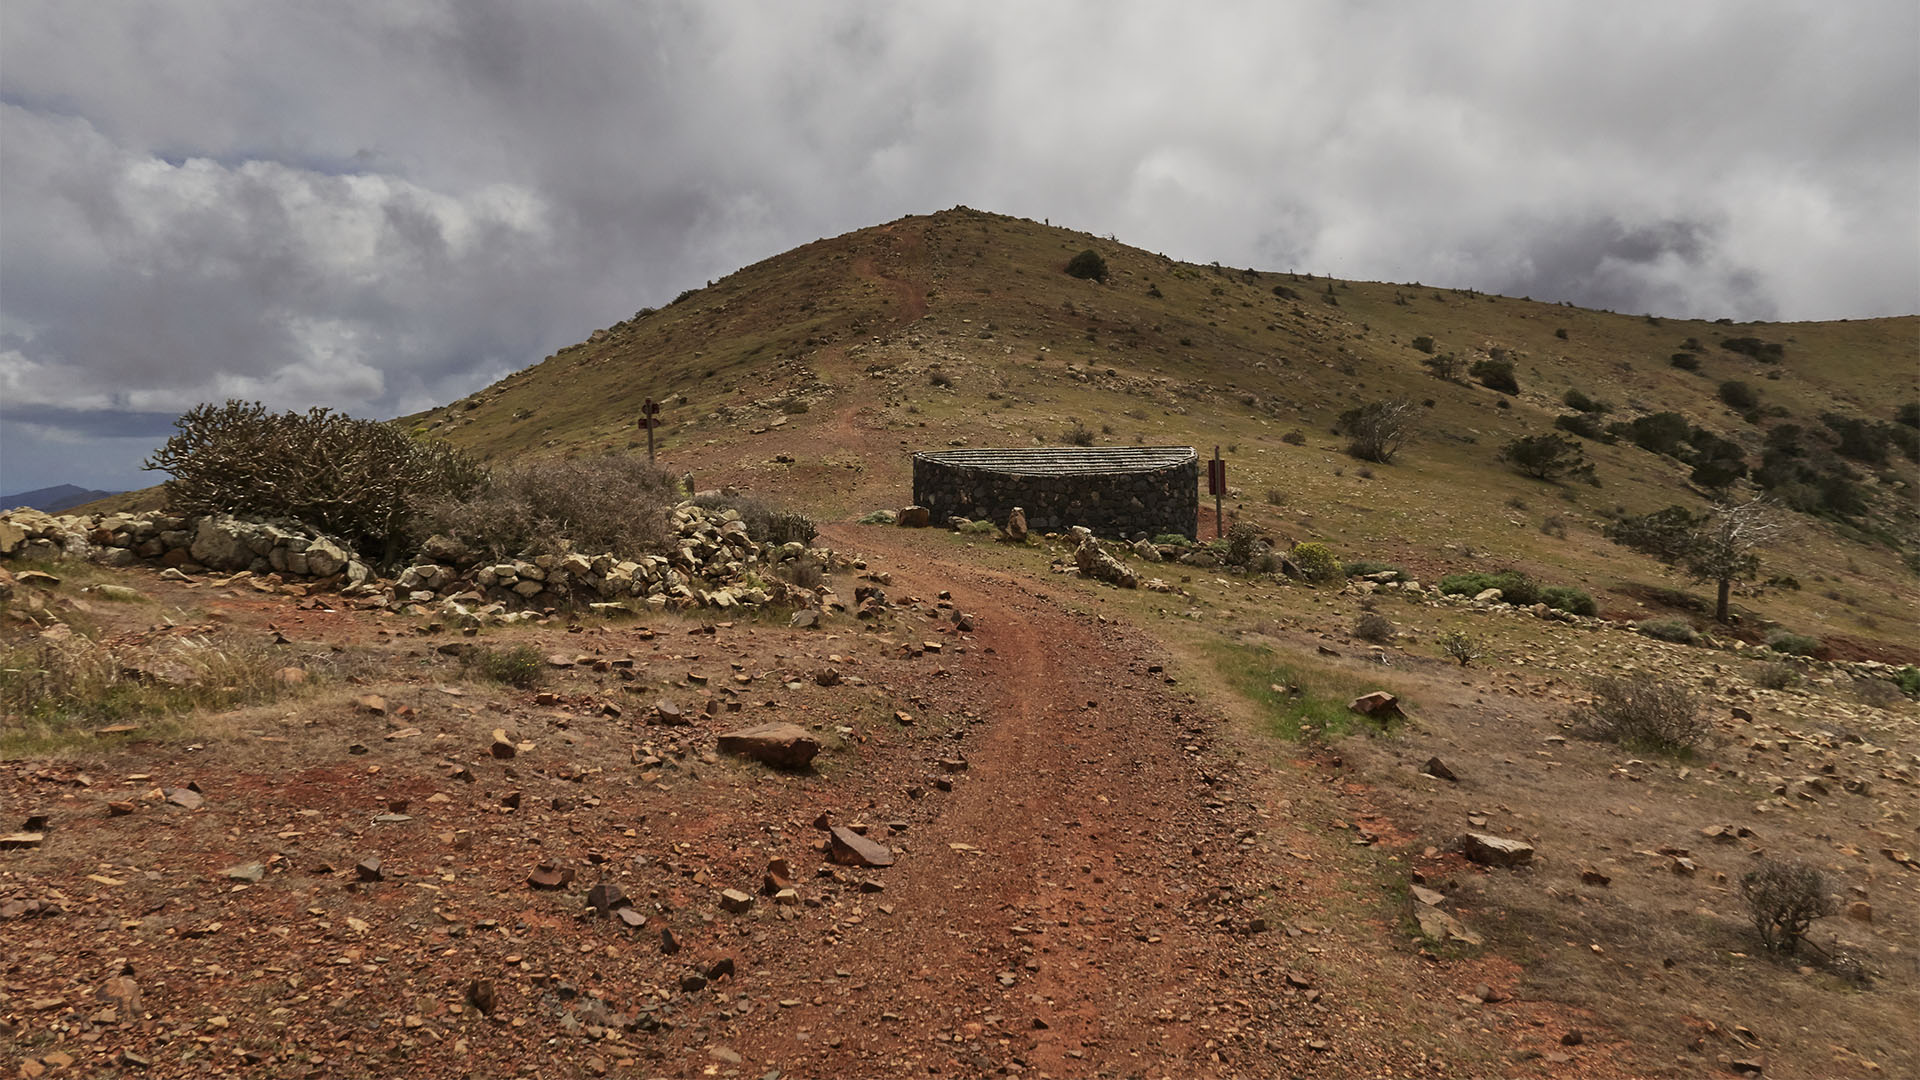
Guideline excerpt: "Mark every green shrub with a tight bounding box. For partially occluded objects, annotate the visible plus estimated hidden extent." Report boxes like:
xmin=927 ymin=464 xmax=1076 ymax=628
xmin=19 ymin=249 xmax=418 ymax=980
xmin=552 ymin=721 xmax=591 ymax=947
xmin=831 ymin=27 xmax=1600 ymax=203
xmin=1437 ymin=570 xmax=1541 ymax=605
xmin=1740 ymin=858 xmax=1831 ymax=954
xmin=464 ymin=644 xmax=544 ymax=688
xmin=1343 ymin=559 xmax=1405 ymax=581
xmin=1421 ymin=354 xmax=1462 ymax=381
xmin=1670 ymin=352 xmax=1701 ymax=371
xmin=1553 ymin=412 xmax=1616 ymax=443
xmin=1612 ymin=411 xmax=1692 ymax=456
xmin=1151 ymin=533 xmax=1190 ymax=547
xmin=1576 ymin=674 xmax=1707 ymax=753
xmin=1469 ymin=357 xmax=1519 ymax=394
xmin=1562 ymin=389 xmax=1610 ymax=413
xmin=1065 ymin=249 xmax=1109 ymax=282
xmin=1060 ymin=421 xmax=1095 ymax=446
xmin=1410 ymin=335 xmax=1436 ymax=354
xmin=1540 ymin=585 xmax=1596 ymax=616
xmin=1718 ymin=380 xmax=1759 ymax=410
xmin=1634 ymin=617 xmax=1698 ymax=644
xmin=1896 ymin=666 xmax=1920 ymax=698
xmin=1765 ymin=629 xmax=1821 ymax=657
xmin=856 ymin=510 xmax=896 ymax=525
xmin=1281 ymin=430 xmax=1307 ymax=446
xmin=1500 ymin=433 xmax=1595 ymax=482
xmin=1753 ymin=662 xmax=1800 ymax=690
xmin=1720 ymin=337 xmax=1785 ymax=363
xmin=1289 ymin=541 xmax=1342 ymax=584
xmin=1437 ymin=629 xmax=1481 ymax=667
xmin=145 ymin=399 xmax=485 ymax=559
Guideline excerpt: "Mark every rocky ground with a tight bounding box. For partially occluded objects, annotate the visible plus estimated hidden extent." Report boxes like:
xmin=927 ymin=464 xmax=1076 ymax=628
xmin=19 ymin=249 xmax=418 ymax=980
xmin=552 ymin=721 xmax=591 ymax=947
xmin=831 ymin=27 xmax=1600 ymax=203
xmin=4 ymin=523 xmax=1915 ymax=1079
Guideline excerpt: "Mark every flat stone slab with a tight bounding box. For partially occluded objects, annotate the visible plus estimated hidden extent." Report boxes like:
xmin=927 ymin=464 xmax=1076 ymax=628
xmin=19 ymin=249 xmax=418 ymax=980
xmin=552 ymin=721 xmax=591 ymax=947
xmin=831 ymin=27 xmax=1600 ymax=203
xmin=716 ymin=723 xmax=820 ymax=770
xmin=1461 ymin=832 xmax=1535 ymax=868
xmin=827 ymin=826 xmax=895 ymax=868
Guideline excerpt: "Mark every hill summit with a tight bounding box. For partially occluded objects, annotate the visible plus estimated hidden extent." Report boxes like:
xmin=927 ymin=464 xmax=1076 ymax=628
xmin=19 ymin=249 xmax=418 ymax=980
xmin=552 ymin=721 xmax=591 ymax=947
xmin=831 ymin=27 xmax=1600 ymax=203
xmin=406 ymin=207 xmax=1917 ymax=657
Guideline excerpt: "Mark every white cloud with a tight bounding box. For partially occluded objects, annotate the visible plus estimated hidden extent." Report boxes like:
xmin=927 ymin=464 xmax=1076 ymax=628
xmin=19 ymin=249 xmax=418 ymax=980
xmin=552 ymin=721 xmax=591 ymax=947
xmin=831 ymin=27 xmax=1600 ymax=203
xmin=0 ymin=0 xmax=1914 ymax=491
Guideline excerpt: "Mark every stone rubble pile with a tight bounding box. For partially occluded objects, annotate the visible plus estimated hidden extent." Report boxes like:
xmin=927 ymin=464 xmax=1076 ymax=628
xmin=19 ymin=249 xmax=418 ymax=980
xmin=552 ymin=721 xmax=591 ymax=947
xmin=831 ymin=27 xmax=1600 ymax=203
xmin=0 ymin=502 xmax=829 ymax=618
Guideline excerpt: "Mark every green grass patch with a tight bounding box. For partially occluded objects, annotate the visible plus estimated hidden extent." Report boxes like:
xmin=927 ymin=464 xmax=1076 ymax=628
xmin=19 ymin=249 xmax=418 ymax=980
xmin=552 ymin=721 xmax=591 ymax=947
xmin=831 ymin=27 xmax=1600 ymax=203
xmin=461 ymin=644 xmax=545 ymax=688
xmin=1206 ymin=638 xmax=1407 ymax=741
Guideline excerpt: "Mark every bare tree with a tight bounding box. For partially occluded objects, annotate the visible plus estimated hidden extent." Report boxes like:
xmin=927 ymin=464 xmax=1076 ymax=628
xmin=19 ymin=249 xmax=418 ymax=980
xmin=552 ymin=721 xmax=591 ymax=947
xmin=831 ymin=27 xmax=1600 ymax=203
xmin=1338 ymin=399 xmax=1417 ymax=464
xmin=1605 ymin=498 xmax=1787 ymax=623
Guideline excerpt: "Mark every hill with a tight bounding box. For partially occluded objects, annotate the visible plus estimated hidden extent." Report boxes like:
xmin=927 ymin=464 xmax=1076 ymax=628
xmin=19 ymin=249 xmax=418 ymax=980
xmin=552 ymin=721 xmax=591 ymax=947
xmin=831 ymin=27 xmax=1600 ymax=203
xmin=7 ymin=209 xmax=1918 ymax=1079
xmin=406 ymin=206 xmax=1920 ymax=658
xmin=0 ymin=483 xmax=120 ymax=513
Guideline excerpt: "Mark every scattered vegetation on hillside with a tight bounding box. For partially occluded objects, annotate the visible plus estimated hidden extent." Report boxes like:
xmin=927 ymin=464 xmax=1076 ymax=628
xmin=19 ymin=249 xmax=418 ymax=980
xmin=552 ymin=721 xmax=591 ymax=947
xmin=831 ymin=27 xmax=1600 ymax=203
xmin=1606 ymin=500 xmax=1786 ymax=623
xmin=1064 ymin=249 xmax=1109 ymax=283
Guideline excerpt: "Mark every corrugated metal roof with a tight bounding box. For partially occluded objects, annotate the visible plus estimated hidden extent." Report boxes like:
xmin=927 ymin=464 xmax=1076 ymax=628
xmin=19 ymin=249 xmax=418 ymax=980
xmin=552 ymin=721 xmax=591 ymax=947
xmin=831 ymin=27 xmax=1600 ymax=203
xmin=913 ymin=446 xmax=1197 ymax=476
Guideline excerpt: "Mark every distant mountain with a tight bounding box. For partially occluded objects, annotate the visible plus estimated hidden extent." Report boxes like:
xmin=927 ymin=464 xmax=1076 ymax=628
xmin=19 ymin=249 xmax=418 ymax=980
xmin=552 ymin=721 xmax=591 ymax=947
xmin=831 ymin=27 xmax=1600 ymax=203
xmin=0 ymin=483 xmax=120 ymax=513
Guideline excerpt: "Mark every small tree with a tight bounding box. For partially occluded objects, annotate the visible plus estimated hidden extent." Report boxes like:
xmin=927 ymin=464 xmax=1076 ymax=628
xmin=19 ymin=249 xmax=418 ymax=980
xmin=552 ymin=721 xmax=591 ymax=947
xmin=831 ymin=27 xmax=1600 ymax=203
xmin=1604 ymin=499 xmax=1786 ymax=623
xmin=1338 ymin=399 xmax=1416 ymax=464
xmin=1438 ymin=629 xmax=1481 ymax=667
xmin=1499 ymin=433 xmax=1594 ymax=483
xmin=1469 ymin=356 xmax=1519 ymax=394
xmin=1740 ymin=858 xmax=1832 ymax=954
xmin=1421 ymin=353 xmax=1462 ymax=381
xmin=1064 ymin=249 xmax=1109 ymax=283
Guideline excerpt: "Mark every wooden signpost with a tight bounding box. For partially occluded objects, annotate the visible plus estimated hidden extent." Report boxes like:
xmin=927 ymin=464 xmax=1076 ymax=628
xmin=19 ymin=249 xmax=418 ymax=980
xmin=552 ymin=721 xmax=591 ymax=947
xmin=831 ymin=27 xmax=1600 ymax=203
xmin=639 ymin=398 xmax=663 ymax=463
xmin=1207 ymin=445 xmax=1226 ymax=537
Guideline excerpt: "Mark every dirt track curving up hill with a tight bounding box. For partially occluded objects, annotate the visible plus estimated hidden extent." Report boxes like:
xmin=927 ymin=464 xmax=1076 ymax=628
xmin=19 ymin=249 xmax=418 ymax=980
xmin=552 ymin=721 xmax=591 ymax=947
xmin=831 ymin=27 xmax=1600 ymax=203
xmin=1 ymin=530 xmax=1662 ymax=1079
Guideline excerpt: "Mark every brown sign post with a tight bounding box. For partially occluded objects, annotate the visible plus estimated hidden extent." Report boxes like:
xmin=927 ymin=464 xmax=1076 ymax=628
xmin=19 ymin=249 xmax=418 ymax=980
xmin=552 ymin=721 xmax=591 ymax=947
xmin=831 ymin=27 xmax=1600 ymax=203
xmin=1207 ymin=446 xmax=1226 ymax=537
xmin=639 ymin=398 xmax=663 ymax=463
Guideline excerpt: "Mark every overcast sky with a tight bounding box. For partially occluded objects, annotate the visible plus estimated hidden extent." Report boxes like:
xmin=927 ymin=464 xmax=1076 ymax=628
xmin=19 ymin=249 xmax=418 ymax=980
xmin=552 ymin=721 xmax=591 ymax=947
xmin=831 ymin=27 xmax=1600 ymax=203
xmin=2 ymin=1 xmax=1915 ymax=494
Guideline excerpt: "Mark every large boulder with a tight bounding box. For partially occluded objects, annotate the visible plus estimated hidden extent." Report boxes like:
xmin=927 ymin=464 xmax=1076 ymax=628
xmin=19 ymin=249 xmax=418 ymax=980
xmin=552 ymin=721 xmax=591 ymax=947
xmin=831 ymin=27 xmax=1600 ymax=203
xmin=1004 ymin=507 xmax=1028 ymax=542
xmin=717 ymin=722 xmax=820 ymax=770
xmin=189 ymin=517 xmax=253 ymax=571
xmin=305 ymin=537 xmax=349 ymax=577
xmin=1074 ymin=540 xmax=1138 ymax=589
xmin=897 ymin=505 xmax=931 ymax=528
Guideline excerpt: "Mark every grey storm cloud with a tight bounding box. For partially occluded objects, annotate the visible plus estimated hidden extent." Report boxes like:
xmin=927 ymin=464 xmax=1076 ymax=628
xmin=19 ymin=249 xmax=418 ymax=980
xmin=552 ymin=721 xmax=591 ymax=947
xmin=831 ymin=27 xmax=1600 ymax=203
xmin=1 ymin=0 xmax=1915 ymax=491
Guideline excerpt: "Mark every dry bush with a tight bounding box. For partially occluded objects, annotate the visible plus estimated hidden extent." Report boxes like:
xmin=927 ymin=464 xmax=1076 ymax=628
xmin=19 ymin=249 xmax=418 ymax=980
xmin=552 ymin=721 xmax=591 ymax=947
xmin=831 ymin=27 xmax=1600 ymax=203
xmin=1575 ymin=675 xmax=1708 ymax=753
xmin=778 ymin=556 xmax=825 ymax=590
xmin=691 ymin=492 xmax=817 ymax=546
xmin=1739 ymin=858 xmax=1832 ymax=954
xmin=1338 ymin=399 xmax=1417 ymax=464
xmin=1752 ymin=661 xmax=1801 ymax=690
xmin=1 ymin=631 xmax=286 ymax=747
xmin=1353 ymin=612 xmax=1396 ymax=644
xmin=146 ymin=399 xmax=484 ymax=558
xmin=416 ymin=454 xmax=678 ymax=561
xmin=461 ymin=644 xmax=544 ymax=689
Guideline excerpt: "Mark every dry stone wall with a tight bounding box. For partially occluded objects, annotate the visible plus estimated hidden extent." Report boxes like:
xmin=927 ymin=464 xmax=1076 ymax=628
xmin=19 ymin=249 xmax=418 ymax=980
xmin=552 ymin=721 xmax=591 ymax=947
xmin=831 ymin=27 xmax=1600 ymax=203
xmin=0 ymin=503 xmax=822 ymax=619
xmin=912 ymin=447 xmax=1199 ymax=540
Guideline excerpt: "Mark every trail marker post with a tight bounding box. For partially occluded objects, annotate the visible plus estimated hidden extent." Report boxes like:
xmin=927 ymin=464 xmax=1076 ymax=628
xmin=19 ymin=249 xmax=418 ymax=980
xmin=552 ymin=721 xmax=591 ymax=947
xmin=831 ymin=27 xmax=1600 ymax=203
xmin=639 ymin=398 xmax=663 ymax=463
xmin=1207 ymin=446 xmax=1226 ymax=538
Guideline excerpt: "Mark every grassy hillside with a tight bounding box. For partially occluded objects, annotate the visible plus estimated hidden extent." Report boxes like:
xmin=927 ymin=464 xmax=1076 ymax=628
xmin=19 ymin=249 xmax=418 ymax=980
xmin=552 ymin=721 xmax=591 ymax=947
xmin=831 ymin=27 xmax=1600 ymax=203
xmin=408 ymin=207 xmax=1916 ymax=657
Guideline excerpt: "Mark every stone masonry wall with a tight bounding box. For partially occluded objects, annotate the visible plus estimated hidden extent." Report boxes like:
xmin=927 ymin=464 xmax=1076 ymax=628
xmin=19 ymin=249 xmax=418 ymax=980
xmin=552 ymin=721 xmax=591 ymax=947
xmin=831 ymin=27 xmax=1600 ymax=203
xmin=913 ymin=452 xmax=1198 ymax=540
